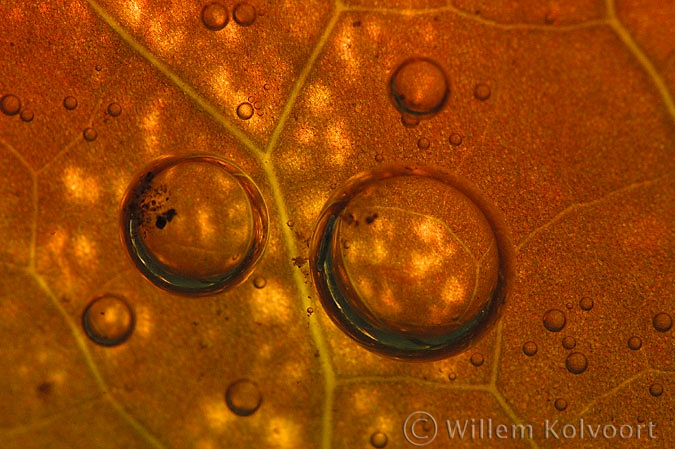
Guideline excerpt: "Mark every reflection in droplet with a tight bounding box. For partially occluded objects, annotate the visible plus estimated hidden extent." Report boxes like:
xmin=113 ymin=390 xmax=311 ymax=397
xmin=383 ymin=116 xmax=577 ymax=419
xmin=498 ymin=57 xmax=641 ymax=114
xmin=226 ymin=379 xmax=262 ymax=416
xmin=82 ymin=295 xmax=134 ymax=346
xmin=108 ymin=102 xmax=122 ymax=117
xmin=20 ymin=109 xmax=34 ymax=122
xmin=579 ymin=297 xmax=594 ymax=311
xmin=474 ymin=83 xmax=491 ymax=101
xmin=0 ymin=94 xmax=21 ymax=116
xmin=566 ymin=352 xmax=588 ymax=374
xmin=522 ymin=341 xmax=537 ymax=356
xmin=628 ymin=336 xmax=642 ymax=350
xmin=649 ymin=383 xmax=663 ymax=397
xmin=562 ymin=336 xmax=576 ymax=350
xmin=543 ymin=309 xmax=566 ymax=332
xmin=237 ymin=102 xmax=254 ymax=120
xmin=449 ymin=133 xmax=462 ymax=146
xmin=309 ymin=166 xmax=513 ymax=360
xmin=390 ymin=58 xmax=448 ymax=117
xmin=470 ymin=353 xmax=484 ymax=367
xmin=83 ymin=127 xmax=97 ymax=141
xmin=202 ymin=2 xmax=229 ymax=31
xmin=63 ymin=96 xmax=78 ymax=110
xmin=253 ymin=275 xmax=266 ymax=289
xmin=653 ymin=312 xmax=673 ymax=332
xmin=554 ymin=398 xmax=568 ymax=411
xmin=120 ymin=155 xmax=268 ymax=296
xmin=233 ymin=3 xmax=256 ymax=26
xmin=370 ymin=431 xmax=388 ymax=448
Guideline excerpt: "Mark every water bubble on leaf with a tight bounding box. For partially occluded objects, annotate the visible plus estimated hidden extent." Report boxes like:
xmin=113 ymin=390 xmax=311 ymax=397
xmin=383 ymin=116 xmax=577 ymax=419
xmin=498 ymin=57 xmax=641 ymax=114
xmin=120 ymin=155 xmax=268 ymax=296
xmin=565 ymin=352 xmax=588 ymax=374
xmin=543 ymin=309 xmax=566 ymax=332
xmin=233 ymin=3 xmax=257 ymax=26
xmin=390 ymin=58 xmax=449 ymax=117
xmin=107 ymin=102 xmax=122 ymax=117
xmin=309 ymin=166 xmax=513 ymax=360
xmin=0 ymin=94 xmax=21 ymax=116
xmin=252 ymin=275 xmax=267 ymax=289
xmin=474 ymin=83 xmax=491 ymax=101
xmin=417 ymin=137 xmax=430 ymax=150
xmin=202 ymin=2 xmax=229 ymax=31
xmin=579 ymin=297 xmax=594 ymax=311
xmin=82 ymin=295 xmax=134 ymax=346
xmin=370 ymin=431 xmax=388 ymax=448
xmin=470 ymin=352 xmax=485 ymax=367
xmin=562 ymin=336 xmax=576 ymax=349
xmin=649 ymin=383 xmax=663 ymax=397
xmin=226 ymin=379 xmax=262 ymax=416
xmin=627 ymin=336 xmax=642 ymax=350
xmin=554 ymin=398 xmax=568 ymax=411
xmin=448 ymin=372 xmax=457 ymax=381
xmin=374 ymin=153 xmax=384 ymax=163
xmin=20 ymin=109 xmax=34 ymax=122
xmin=449 ymin=133 xmax=462 ymax=146
xmin=522 ymin=341 xmax=537 ymax=356
xmin=237 ymin=102 xmax=254 ymax=120
xmin=653 ymin=312 xmax=673 ymax=332
xmin=63 ymin=96 xmax=78 ymax=110
xmin=83 ymin=127 xmax=97 ymax=141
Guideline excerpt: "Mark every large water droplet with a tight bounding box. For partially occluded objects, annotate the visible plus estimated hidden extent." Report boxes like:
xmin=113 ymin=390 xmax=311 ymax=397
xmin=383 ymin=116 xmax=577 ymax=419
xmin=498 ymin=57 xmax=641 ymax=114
xmin=522 ymin=341 xmax=538 ymax=356
xmin=370 ymin=431 xmax=388 ymax=448
xmin=233 ymin=2 xmax=256 ymax=26
xmin=627 ymin=336 xmax=642 ymax=350
xmin=565 ymin=352 xmax=588 ymax=374
xmin=202 ymin=2 xmax=229 ymax=31
xmin=0 ymin=94 xmax=21 ymax=116
xmin=390 ymin=58 xmax=449 ymax=117
xmin=309 ymin=166 xmax=513 ymax=360
xmin=63 ymin=96 xmax=78 ymax=110
xmin=226 ymin=379 xmax=262 ymax=416
xmin=120 ymin=155 xmax=268 ymax=295
xmin=653 ymin=312 xmax=673 ymax=332
xmin=543 ymin=309 xmax=566 ymax=332
xmin=82 ymin=295 xmax=134 ymax=346
xmin=237 ymin=102 xmax=254 ymax=120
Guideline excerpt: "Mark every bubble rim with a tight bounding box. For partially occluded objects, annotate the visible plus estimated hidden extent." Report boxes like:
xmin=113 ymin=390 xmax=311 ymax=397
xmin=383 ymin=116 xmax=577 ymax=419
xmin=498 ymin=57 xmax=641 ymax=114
xmin=309 ymin=165 xmax=515 ymax=361
xmin=82 ymin=294 xmax=135 ymax=347
xmin=119 ymin=154 xmax=269 ymax=296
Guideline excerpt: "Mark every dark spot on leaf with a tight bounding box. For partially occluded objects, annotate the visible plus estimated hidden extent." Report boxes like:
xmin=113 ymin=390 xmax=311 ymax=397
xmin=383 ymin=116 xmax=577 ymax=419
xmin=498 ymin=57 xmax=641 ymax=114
xmin=155 ymin=215 xmax=167 ymax=229
xmin=37 ymin=382 xmax=52 ymax=395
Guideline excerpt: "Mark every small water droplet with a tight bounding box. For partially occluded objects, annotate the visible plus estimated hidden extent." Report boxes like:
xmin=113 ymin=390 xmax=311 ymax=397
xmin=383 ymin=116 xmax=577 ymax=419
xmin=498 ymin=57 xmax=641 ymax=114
xmin=565 ymin=352 xmax=588 ymax=374
xmin=579 ymin=297 xmax=594 ymax=311
xmin=565 ymin=302 xmax=573 ymax=310
xmin=649 ymin=383 xmax=663 ymax=397
xmin=120 ymin=155 xmax=268 ymax=295
xmin=554 ymin=398 xmax=568 ymax=411
xmin=83 ymin=127 xmax=97 ymax=141
xmin=237 ymin=102 xmax=254 ymax=120
xmin=522 ymin=341 xmax=538 ymax=356
xmin=82 ymin=295 xmax=134 ymax=346
xmin=63 ymin=96 xmax=78 ymax=110
xmin=370 ymin=431 xmax=388 ymax=448
xmin=226 ymin=379 xmax=262 ymax=416
xmin=107 ymin=102 xmax=122 ymax=117
xmin=417 ymin=137 xmax=430 ymax=150
xmin=627 ymin=336 xmax=642 ymax=350
xmin=543 ymin=309 xmax=566 ymax=332
xmin=20 ymin=109 xmax=34 ymax=122
xmin=286 ymin=220 xmax=294 ymax=228
xmin=470 ymin=353 xmax=484 ymax=367
xmin=653 ymin=312 xmax=673 ymax=332
xmin=374 ymin=153 xmax=384 ymax=163
xmin=254 ymin=101 xmax=262 ymax=110
xmin=400 ymin=114 xmax=420 ymax=128
xmin=202 ymin=2 xmax=229 ymax=31
xmin=233 ymin=2 xmax=257 ymax=26
xmin=95 ymin=64 xmax=103 ymax=72
xmin=474 ymin=83 xmax=491 ymax=101
xmin=253 ymin=275 xmax=267 ymax=289
xmin=448 ymin=372 xmax=457 ymax=381
xmin=448 ymin=133 xmax=462 ymax=146
xmin=562 ymin=336 xmax=576 ymax=350
xmin=0 ymin=94 xmax=21 ymax=116
xmin=263 ymin=83 xmax=271 ymax=91
xmin=390 ymin=58 xmax=448 ymax=117
xmin=310 ymin=167 xmax=514 ymax=360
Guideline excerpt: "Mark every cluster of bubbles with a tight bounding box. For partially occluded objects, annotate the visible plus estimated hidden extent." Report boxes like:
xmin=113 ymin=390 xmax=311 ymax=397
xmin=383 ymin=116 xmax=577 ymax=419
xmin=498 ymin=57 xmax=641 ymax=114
xmin=201 ymin=2 xmax=257 ymax=31
xmin=1 ymin=93 xmax=34 ymax=122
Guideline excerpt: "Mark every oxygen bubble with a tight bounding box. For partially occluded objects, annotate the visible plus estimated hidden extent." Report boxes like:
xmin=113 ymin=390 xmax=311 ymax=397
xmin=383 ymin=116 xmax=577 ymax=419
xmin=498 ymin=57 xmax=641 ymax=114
xmin=400 ymin=114 xmax=420 ymax=128
xmin=120 ymin=155 xmax=268 ymax=296
xmin=374 ymin=153 xmax=384 ymax=163
xmin=20 ymin=109 xmax=34 ymax=122
xmin=233 ymin=3 xmax=256 ymax=26
xmin=370 ymin=431 xmax=388 ymax=448
xmin=653 ymin=312 xmax=673 ymax=332
xmin=63 ymin=96 xmax=78 ymax=110
xmin=83 ymin=127 xmax=97 ymax=141
xmin=649 ymin=383 xmax=663 ymax=397
xmin=82 ymin=295 xmax=134 ymax=346
xmin=202 ymin=2 xmax=229 ymax=31
xmin=522 ymin=341 xmax=537 ymax=356
xmin=448 ymin=372 xmax=457 ymax=381
xmin=565 ymin=352 xmax=588 ymax=374
xmin=579 ymin=297 xmax=594 ymax=311
xmin=417 ymin=137 xmax=430 ymax=150
xmin=107 ymin=102 xmax=122 ymax=117
xmin=543 ymin=309 xmax=566 ymax=332
xmin=554 ymin=398 xmax=568 ymax=411
xmin=252 ymin=275 xmax=266 ymax=289
xmin=470 ymin=353 xmax=485 ymax=367
xmin=474 ymin=83 xmax=491 ymax=101
xmin=449 ymin=133 xmax=462 ymax=146
xmin=309 ymin=166 xmax=514 ymax=360
xmin=390 ymin=58 xmax=449 ymax=117
xmin=0 ymin=94 xmax=21 ymax=116
xmin=562 ymin=336 xmax=576 ymax=350
xmin=226 ymin=379 xmax=262 ymax=416
xmin=627 ymin=336 xmax=642 ymax=350
xmin=237 ymin=102 xmax=254 ymax=120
